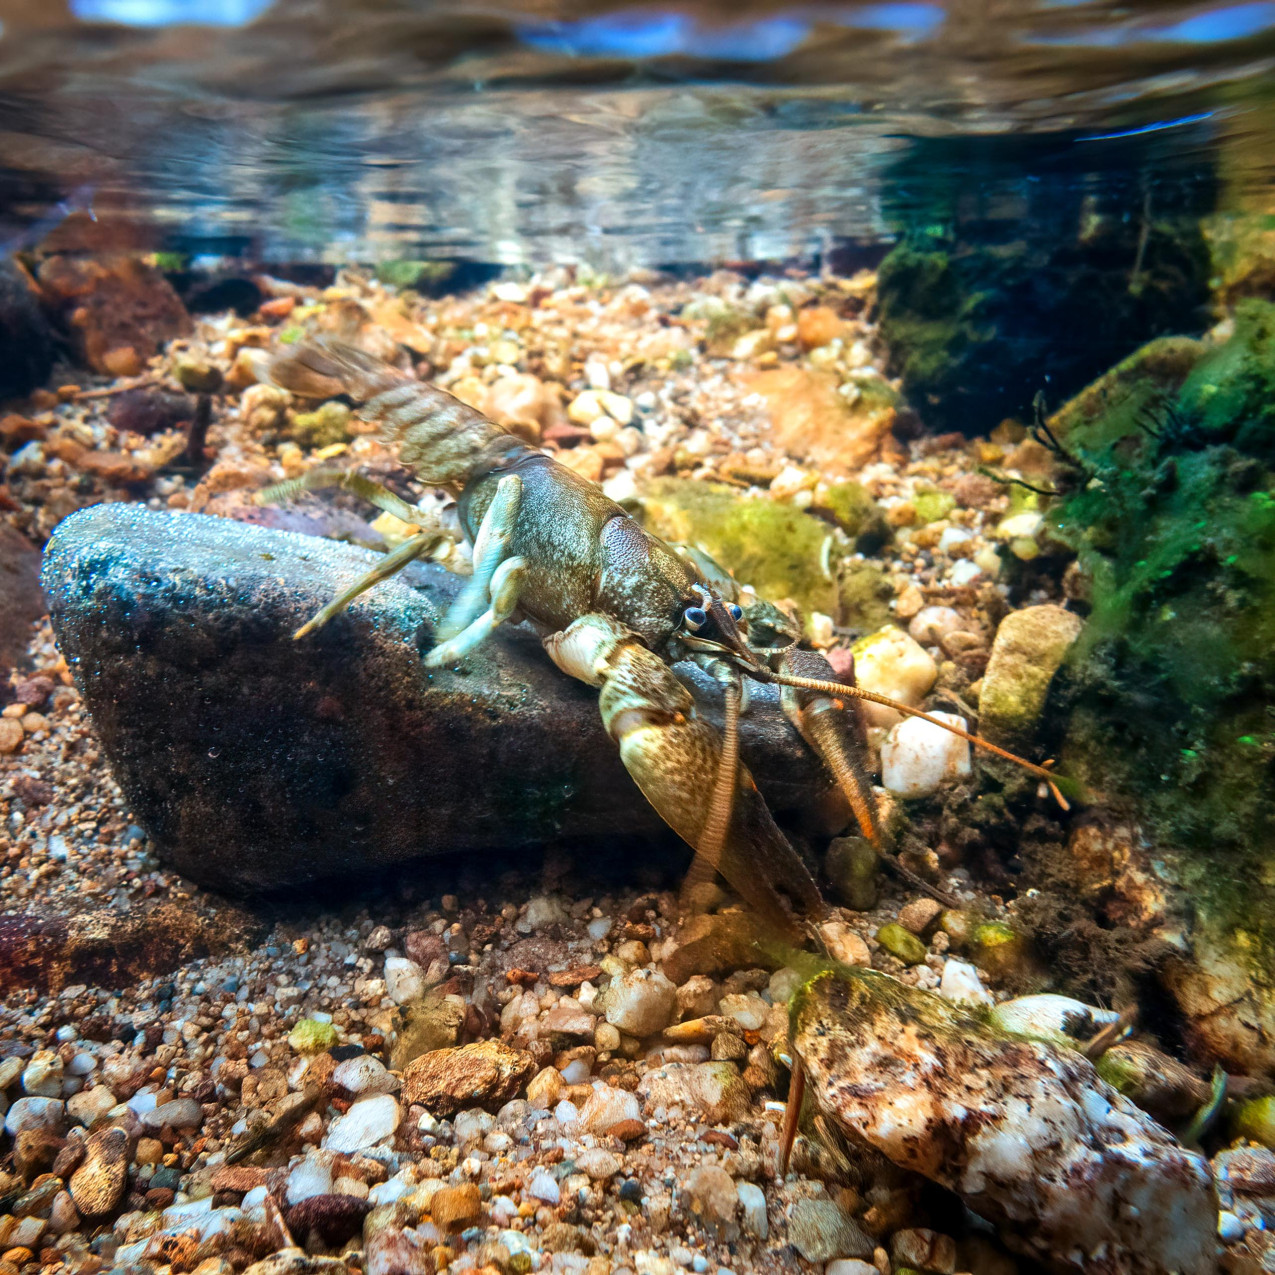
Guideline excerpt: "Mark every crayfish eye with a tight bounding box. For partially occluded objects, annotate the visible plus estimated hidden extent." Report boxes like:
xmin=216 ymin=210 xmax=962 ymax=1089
xmin=728 ymin=603 xmax=743 ymax=622
xmin=684 ymin=605 xmax=708 ymax=631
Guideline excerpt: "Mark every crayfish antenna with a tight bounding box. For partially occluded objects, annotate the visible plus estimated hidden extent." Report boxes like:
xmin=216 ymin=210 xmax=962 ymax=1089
xmin=769 ymin=671 xmax=1071 ymax=811
xmin=778 ymin=1056 xmax=806 ymax=1178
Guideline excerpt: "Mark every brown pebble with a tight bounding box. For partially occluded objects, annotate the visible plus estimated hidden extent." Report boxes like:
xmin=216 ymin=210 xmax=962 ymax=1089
xmin=14 ymin=1129 xmax=62 ymax=1179
xmin=2 ymin=1250 xmax=33 ymax=1268
xmin=51 ymin=1142 xmax=85 ymax=1180
xmin=0 ymin=718 xmax=23 ymax=754
xmin=285 ymin=1193 xmax=370 ymax=1246
xmin=145 ymin=1187 xmax=175 ymax=1209
xmin=401 ymin=1040 xmax=535 ymax=1115
xmin=403 ymin=930 xmax=448 ymax=969
xmin=608 ymin=1119 xmax=646 ymax=1142
xmin=210 ymin=1165 xmax=270 ymax=1193
xmin=69 ymin=1126 xmax=129 ymax=1219
xmin=549 ymin=965 xmax=604 ymax=988
xmin=897 ymin=898 xmax=944 ymax=937
xmin=541 ymin=1221 xmax=596 ymax=1255
xmin=429 ymin=1184 xmax=482 ymax=1231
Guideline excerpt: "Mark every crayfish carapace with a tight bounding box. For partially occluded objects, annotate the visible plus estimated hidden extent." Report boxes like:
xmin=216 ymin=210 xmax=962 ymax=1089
xmin=256 ymin=338 xmax=1066 ymax=939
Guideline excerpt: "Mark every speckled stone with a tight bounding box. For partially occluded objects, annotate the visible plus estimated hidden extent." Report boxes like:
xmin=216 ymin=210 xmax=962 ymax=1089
xmin=42 ymin=504 xmax=825 ymax=893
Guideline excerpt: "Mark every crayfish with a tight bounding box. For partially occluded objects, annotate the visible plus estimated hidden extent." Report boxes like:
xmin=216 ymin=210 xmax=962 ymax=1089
xmin=256 ymin=339 xmax=1065 ymax=939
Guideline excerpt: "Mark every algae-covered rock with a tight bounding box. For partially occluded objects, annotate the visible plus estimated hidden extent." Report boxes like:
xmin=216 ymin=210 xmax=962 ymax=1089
xmin=979 ymin=605 xmax=1083 ymax=753
xmin=288 ymin=1019 xmax=338 ymax=1055
xmin=1231 ymin=1094 xmax=1275 ymax=1150
xmin=810 ymin=480 xmax=891 ymax=552
xmin=837 ymin=560 xmax=895 ymax=634
xmin=1044 ymin=301 xmax=1275 ymax=1068
xmin=289 ymin=401 xmax=352 ymax=449
xmin=825 ymin=835 xmax=879 ymax=911
xmin=791 ymin=967 xmax=1218 ymax=1275
xmin=912 ymin=488 xmax=955 ymax=525
xmin=874 ymin=923 xmax=927 ymax=965
xmin=640 ymin=478 xmax=840 ymax=617
xmin=967 ymin=921 xmax=1040 ymax=988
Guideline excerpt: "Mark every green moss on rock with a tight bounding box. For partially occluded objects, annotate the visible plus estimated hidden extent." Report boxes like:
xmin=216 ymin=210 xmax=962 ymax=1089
xmin=289 ymin=401 xmax=353 ymax=449
xmin=811 ymin=480 xmax=891 ymax=550
xmin=912 ymin=488 xmax=956 ymax=525
xmin=1043 ymin=301 xmax=1275 ymax=1042
xmin=640 ymin=478 xmax=841 ymax=617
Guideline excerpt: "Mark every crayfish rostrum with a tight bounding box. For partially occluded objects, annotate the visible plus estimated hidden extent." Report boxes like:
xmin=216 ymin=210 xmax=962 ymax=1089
xmin=257 ymin=339 xmax=1063 ymax=938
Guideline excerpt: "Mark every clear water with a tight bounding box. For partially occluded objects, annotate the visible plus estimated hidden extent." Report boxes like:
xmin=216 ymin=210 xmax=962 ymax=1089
xmin=1 ymin=0 xmax=1272 ymax=266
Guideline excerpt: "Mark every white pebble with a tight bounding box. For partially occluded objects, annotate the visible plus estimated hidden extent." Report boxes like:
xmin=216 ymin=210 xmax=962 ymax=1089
xmin=521 ymin=895 xmax=568 ymax=933
xmin=333 ymin=1054 xmax=396 ymax=1096
xmin=718 ymin=993 xmax=768 ymax=1032
xmin=908 ymin=605 xmax=962 ymax=646
xmin=4 ymin=1096 xmax=64 ymax=1137
xmin=852 ymin=627 xmax=938 ymax=730
xmin=939 ymin=959 xmax=993 ymax=1007
xmin=604 ymin=968 xmax=676 ymax=1036
xmin=560 ymin=1059 xmax=591 ymax=1085
xmin=736 ymin=1182 xmax=768 ymax=1239
xmin=454 ymin=1109 xmax=494 ymax=1144
xmin=881 ymin=712 xmax=970 ymax=798
xmin=127 ymin=1089 xmax=159 ymax=1117
xmin=554 ymin=1100 xmax=580 ymax=1126
xmin=383 ymin=956 xmax=426 ymax=1005
xmin=587 ymin=918 xmax=613 ymax=941
xmin=527 ymin=1167 xmax=561 ymax=1204
xmin=949 ymin=558 xmax=984 ymax=586
xmin=242 ymin=1185 xmax=269 ymax=1213
xmin=286 ymin=1155 xmax=333 ymax=1204
xmin=938 ymin=526 xmax=973 ymax=554
xmin=325 ymin=1093 xmax=401 ymax=1153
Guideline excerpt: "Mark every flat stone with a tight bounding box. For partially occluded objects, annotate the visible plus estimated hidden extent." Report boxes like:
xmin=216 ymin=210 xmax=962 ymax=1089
xmin=787 ymin=1198 xmax=873 ymax=1262
xmin=401 ymin=1041 xmax=535 ymax=1115
xmin=43 ymin=505 xmax=825 ymax=893
xmin=637 ymin=1061 xmax=750 ymax=1125
xmin=792 ymin=968 xmax=1218 ymax=1275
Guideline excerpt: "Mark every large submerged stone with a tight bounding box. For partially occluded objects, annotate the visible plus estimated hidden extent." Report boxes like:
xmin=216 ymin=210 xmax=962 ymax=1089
xmin=791 ymin=967 xmax=1218 ymax=1275
xmin=42 ymin=504 xmax=829 ymax=894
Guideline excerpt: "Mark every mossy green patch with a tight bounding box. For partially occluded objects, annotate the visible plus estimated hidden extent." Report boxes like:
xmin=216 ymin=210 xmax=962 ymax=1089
xmin=1047 ymin=300 xmax=1275 ymax=973
xmin=912 ymin=488 xmax=956 ymax=525
xmin=811 ymin=480 xmax=891 ymax=551
xmin=640 ymin=478 xmax=840 ymax=617
xmin=289 ymin=401 xmax=353 ymax=450
xmin=375 ymin=260 xmax=456 ymax=291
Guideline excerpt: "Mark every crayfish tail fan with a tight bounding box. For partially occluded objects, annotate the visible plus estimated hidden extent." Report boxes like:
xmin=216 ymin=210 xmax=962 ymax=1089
xmin=259 ymin=337 xmax=408 ymax=401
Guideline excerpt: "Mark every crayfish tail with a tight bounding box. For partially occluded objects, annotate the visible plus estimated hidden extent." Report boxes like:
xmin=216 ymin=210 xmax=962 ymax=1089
xmin=259 ymin=337 xmax=406 ymax=401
